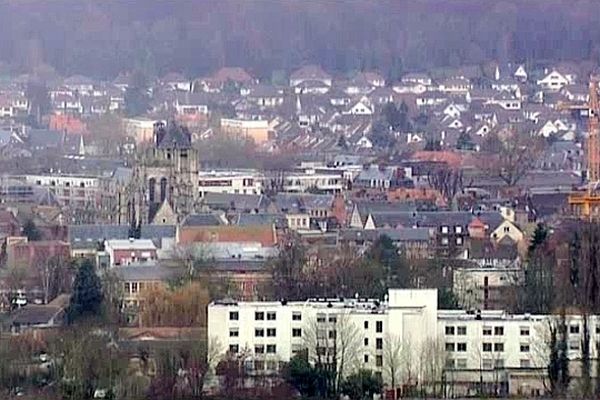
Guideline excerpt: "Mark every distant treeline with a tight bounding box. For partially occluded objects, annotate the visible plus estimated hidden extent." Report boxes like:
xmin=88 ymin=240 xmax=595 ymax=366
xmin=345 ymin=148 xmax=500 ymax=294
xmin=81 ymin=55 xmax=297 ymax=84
xmin=0 ymin=0 xmax=599 ymax=81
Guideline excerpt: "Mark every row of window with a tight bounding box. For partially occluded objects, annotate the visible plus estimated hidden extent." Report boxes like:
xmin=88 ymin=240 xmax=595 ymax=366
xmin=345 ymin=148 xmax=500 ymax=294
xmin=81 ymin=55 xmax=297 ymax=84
xmin=446 ymin=358 xmax=531 ymax=369
xmin=228 ymin=344 xmax=277 ymax=354
xmin=363 ymin=354 xmax=383 ymax=367
xmin=229 ymin=311 xmax=278 ymax=321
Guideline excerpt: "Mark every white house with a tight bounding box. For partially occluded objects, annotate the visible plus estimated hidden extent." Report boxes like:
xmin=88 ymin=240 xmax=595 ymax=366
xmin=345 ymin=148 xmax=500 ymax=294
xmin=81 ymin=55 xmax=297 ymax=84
xmin=537 ymin=70 xmax=572 ymax=91
xmin=343 ymin=96 xmax=374 ymax=116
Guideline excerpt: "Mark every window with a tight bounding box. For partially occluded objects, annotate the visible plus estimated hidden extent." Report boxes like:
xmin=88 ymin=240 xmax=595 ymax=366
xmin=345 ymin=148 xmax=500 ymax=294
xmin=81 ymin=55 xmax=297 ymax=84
xmin=317 ymin=314 xmax=326 ymax=323
xmin=254 ymin=360 xmax=265 ymax=371
xmin=364 ymin=354 xmax=369 ymax=363
xmin=457 ymin=343 xmax=467 ymax=352
xmin=520 ymin=344 xmax=530 ymax=352
xmin=570 ymin=325 xmax=580 ymax=334
xmin=483 ymin=343 xmax=492 ymax=352
xmin=446 ymin=342 xmax=455 ymax=352
xmin=131 ymin=282 xmax=138 ymax=294
xmin=456 ymin=237 xmax=463 ymax=245
xmin=328 ymin=330 xmax=337 ymax=339
xmin=483 ymin=327 xmax=492 ymax=336
xmin=229 ymin=329 xmax=239 ymax=337
xmin=229 ymin=311 xmax=239 ymax=321
xmin=376 ymin=355 xmax=383 ymax=367
xmin=292 ymin=312 xmax=302 ymax=321
xmin=495 ymin=359 xmax=505 ymax=368
xmin=494 ymin=343 xmax=504 ymax=352
xmin=520 ymin=327 xmax=530 ymax=336
xmin=441 ymin=226 xmax=449 ymax=234
xmin=266 ymin=360 xmax=277 ymax=371
xmin=445 ymin=326 xmax=455 ymax=335
xmin=255 ymin=328 xmax=264 ymax=337
xmin=124 ymin=282 xmax=130 ymax=293
xmin=266 ymin=345 xmax=276 ymax=354
xmin=255 ymin=345 xmax=265 ymax=354
xmin=267 ymin=328 xmax=276 ymax=337
xmin=457 ymin=326 xmax=467 ymax=335
xmin=520 ymin=359 xmax=531 ymax=368
xmin=229 ymin=344 xmax=239 ymax=353
xmin=376 ymin=338 xmax=383 ymax=350
xmin=255 ymin=312 xmax=264 ymax=320
xmin=455 ymin=226 xmax=463 ymax=234
xmin=364 ymin=338 xmax=369 ymax=346
xmin=441 ymin=237 xmax=449 ymax=245
xmin=569 ymin=340 xmax=580 ymax=351
xmin=482 ymin=359 xmax=493 ymax=369
xmin=456 ymin=358 xmax=467 ymax=369
xmin=267 ymin=312 xmax=276 ymax=321
xmin=328 ymin=315 xmax=337 ymax=323
xmin=445 ymin=359 xmax=455 ymax=369
xmin=376 ymin=321 xmax=383 ymax=333
xmin=494 ymin=326 xmax=504 ymax=336
xmin=503 ymin=226 xmax=510 ymax=233
xmin=364 ymin=321 xmax=369 ymax=329
xmin=292 ymin=328 xmax=302 ymax=338
xmin=596 ymin=325 xmax=600 ymax=334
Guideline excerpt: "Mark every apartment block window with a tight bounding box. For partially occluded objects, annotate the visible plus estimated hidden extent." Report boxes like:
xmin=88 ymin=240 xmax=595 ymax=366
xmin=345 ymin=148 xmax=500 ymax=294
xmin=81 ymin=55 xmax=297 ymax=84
xmin=457 ymin=343 xmax=467 ymax=352
xmin=494 ymin=326 xmax=504 ymax=336
xmin=266 ymin=345 xmax=276 ymax=354
xmin=441 ymin=226 xmax=449 ymax=234
xmin=570 ymin=325 xmax=580 ymax=334
xmin=364 ymin=321 xmax=369 ymax=329
xmin=229 ymin=329 xmax=239 ymax=337
xmin=376 ymin=355 xmax=383 ymax=367
xmin=255 ymin=328 xmax=265 ymax=337
xmin=495 ymin=359 xmax=505 ymax=368
xmin=456 ymin=237 xmax=463 ymax=245
xmin=494 ymin=343 xmax=504 ymax=352
xmin=292 ymin=328 xmax=302 ymax=338
xmin=317 ymin=314 xmax=326 ymax=323
xmin=457 ymin=326 xmax=467 ymax=335
xmin=445 ymin=326 xmax=455 ymax=335
xmin=364 ymin=338 xmax=369 ymax=346
xmin=364 ymin=354 xmax=369 ymax=363
xmin=292 ymin=312 xmax=302 ymax=321
xmin=445 ymin=359 xmax=455 ymax=369
xmin=255 ymin=311 xmax=265 ymax=320
xmin=376 ymin=321 xmax=383 ymax=333
xmin=569 ymin=340 xmax=580 ymax=351
xmin=376 ymin=338 xmax=383 ymax=350
xmin=266 ymin=360 xmax=277 ymax=371
xmin=255 ymin=345 xmax=265 ymax=354
xmin=328 ymin=330 xmax=337 ymax=339
xmin=446 ymin=342 xmax=455 ymax=352
xmin=520 ymin=359 xmax=531 ymax=368
xmin=482 ymin=359 xmax=493 ymax=369
xmin=229 ymin=344 xmax=239 ymax=353
xmin=131 ymin=282 xmax=138 ymax=294
xmin=441 ymin=237 xmax=449 ymax=245
xmin=520 ymin=344 xmax=530 ymax=352
xmin=267 ymin=312 xmax=276 ymax=321
xmin=456 ymin=358 xmax=467 ymax=369
xmin=520 ymin=327 xmax=530 ymax=336
xmin=483 ymin=343 xmax=492 ymax=352
xmin=124 ymin=282 xmax=130 ymax=293
xmin=254 ymin=360 xmax=265 ymax=371
xmin=483 ymin=327 xmax=492 ymax=336
xmin=596 ymin=325 xmax=600 ymax=334
xmin=267 ymin=328 xmax=276 ymax=337
xmin=455 ymin=226 xmax=463 ymax=234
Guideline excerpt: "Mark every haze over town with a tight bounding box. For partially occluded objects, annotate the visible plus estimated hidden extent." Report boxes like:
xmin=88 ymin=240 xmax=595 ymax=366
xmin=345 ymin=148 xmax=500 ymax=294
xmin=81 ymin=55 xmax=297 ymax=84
xmin=2 ymin=1 xmax=600 ymax=400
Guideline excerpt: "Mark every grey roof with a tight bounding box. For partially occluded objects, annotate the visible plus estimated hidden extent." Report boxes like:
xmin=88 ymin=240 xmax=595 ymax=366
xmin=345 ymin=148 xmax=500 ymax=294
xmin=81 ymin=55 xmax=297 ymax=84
xmin=368 ymin=211 xmax=504 ymax=231
xmin=355 ymin=165 xmax=396 ymax=182
xmin=469 ymin=239 xmax=518 ymax=260
xmin=272 ymin=193 xmax=334 ymax=212
xmin=202 ymin=192 xmax=270 ymax=212
xmin=69 ymin=224 xmax=176 ymax=248
xmin=115 ymin=264 xmax=184 ymax=281
xmin=339 ymin=227 xmax=431 ymax=242
xmin=181 ymin=213 xmax=224 ymax=227
xmin=10 ymin=305 xmax=64 ymax=326
xmin=175 ymin=92 xmax=210 ymax=106
xmin=233 ymin=213 xmax=287 ymax=229
xmin=28 ymin=129 xmax=62 ymax=149
xmin=155 ymin=124 xmax=192 ymax=150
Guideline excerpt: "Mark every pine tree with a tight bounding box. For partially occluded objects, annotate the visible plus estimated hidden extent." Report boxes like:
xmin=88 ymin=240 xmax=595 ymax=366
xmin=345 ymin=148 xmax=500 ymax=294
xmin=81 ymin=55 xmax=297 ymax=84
xmin=68 ymin=259 xmax=103 ymax=323
xmin=22 ymin=219 xmax=41 ymax=241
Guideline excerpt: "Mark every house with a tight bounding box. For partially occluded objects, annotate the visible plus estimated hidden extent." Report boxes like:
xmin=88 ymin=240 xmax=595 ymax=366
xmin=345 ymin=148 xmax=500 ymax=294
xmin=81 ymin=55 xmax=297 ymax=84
xmin=290 ymin=65 xmax=332 ymax=88
xmin=343 ymin=96 xmax=374 ymax=115
xmin=338 ymin=227 xmax=433 ymax=259
xmin=401 ymin=72 xmax=432 ymax=86
xmin=178 ymin=224 xmax=278 ymax=248
xmin=6 ymin=239 xmax=71 ymax=268
xmin=116 ymin=263 xmax=183 ymax=309
xmin=104 ymin=239 xmax=158 ymax=267
xmin=354 ymin=165 xmax=399 ymax=190
xmin=536 ymin=70 xmax=572 ymax=91
xmin=438 ymin=77 xmax=471 ymax=94
xmin=9 ymin=294 xmax=70 ymax=333
xmin=161 ymin=72 xmax=191 ymax=91
xmin=246 ymin=85 xmax=285 ymax=108
xmin=174 ymin=92 xmax=209 ymax=119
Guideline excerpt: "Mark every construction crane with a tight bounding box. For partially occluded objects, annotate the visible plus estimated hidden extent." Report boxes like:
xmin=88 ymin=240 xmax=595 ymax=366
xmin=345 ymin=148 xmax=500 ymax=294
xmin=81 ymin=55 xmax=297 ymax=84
xmin=568 ymin=77 xmax=600 ymax=218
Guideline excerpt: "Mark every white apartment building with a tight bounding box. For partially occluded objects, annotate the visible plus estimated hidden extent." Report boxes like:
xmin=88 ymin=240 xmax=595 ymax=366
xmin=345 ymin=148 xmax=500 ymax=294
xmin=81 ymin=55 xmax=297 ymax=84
xmin=21 ymin=174 xmax=100 ymax=207
xmin=208 ymin=289 xmax=600 ymax=397
xmin=283 ymin=168 xmax=344 ymax=194
xmin=197 ymin=170 xmax=264 ymax=197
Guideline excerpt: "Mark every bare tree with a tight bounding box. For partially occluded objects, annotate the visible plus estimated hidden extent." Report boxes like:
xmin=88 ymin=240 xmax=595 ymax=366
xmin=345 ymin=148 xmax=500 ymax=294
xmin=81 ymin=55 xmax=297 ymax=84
xmin=480 ymin=130 xmax=545 ymax=187
xmin=419 ymin=336 xmax=448 ymax=396
xmin=34 ymin=254 xmax=71 ymax=304
xmin=427 ymin=164 xmax=463 ymax=208
xmin=382 ymin=333 xmax=403 ymax=396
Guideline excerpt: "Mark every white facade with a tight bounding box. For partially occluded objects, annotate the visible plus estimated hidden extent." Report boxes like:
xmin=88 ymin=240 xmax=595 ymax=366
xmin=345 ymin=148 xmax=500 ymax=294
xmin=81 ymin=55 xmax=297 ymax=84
xmin=537 ymin=71 xmax=571 ymax=91
xmin=283 ymin=169 xmax=344 ymax=194
xmin=198 ymin=170 xmax=264 ymax=197
xmin=208 ymin=288 xmax=600 ymax=397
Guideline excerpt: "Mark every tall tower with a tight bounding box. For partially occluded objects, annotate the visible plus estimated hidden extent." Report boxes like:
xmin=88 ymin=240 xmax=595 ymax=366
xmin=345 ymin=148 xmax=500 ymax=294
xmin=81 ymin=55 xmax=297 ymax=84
xmin=588 ymin=77 xmax=600 ymax=184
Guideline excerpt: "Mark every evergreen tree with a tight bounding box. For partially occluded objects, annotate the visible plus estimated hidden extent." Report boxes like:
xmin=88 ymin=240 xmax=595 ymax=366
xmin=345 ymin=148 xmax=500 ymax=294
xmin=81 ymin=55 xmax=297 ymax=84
xmin=456 ymin=130 xmax=475 ymax=151
xmin=68 ymin=259 xmax=103 ymax=323
xmin=22 ymin=219 xmax=41 ymax=241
